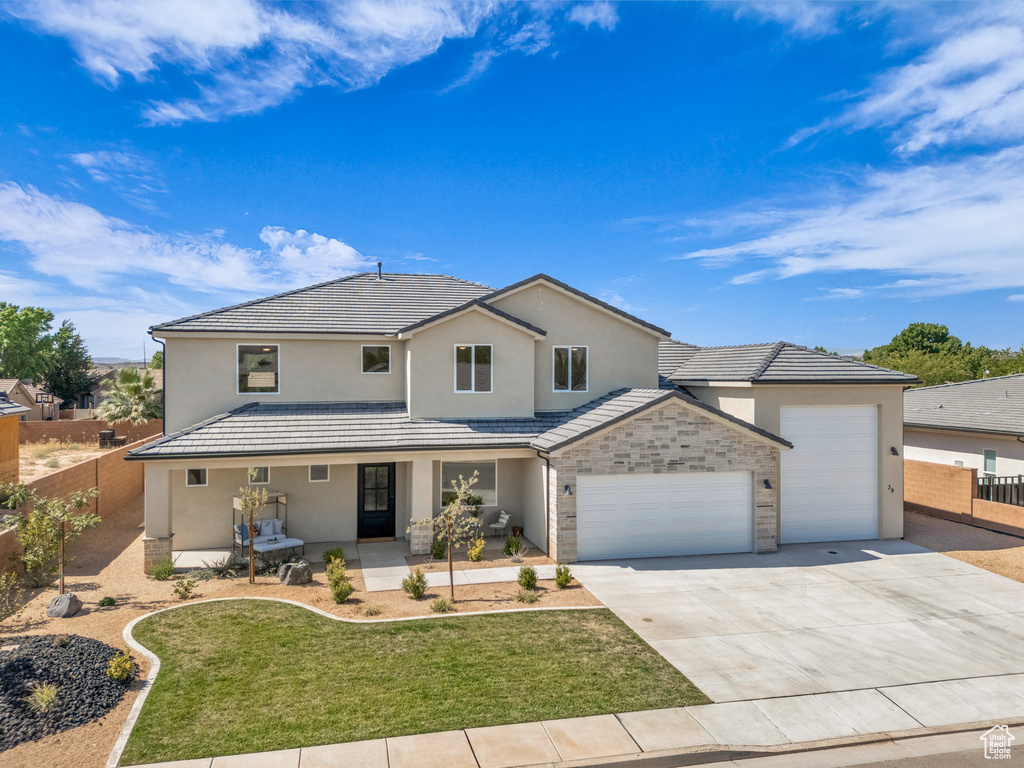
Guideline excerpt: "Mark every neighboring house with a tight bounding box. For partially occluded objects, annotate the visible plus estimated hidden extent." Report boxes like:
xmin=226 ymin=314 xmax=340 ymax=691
xmin=0 ymin=379 xmax=62 ymax=421
xmin=904 ymin=374 xmax=1024 ymax=477
xmin=79 ymin=365 xmax=163 ymax=410
xmin=127 ymin=271 xmax=914 ymax=569
xmin=0 ymin=395 xmax=30 ymax=483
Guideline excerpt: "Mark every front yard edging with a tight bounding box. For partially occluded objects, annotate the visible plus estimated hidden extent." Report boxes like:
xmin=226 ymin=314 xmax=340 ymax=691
xmin=106 ymin=596 xmax=606 ymax=768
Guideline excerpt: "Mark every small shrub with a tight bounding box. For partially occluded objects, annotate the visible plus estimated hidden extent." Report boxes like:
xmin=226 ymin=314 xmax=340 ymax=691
xmin=430 ymin=539 xmax=446 ymax=560
xmin=106 ymin=649 xmax=134 ymax=683
xmin=503 ymin=534 xmax=522 ymax=557
xmin=322 ymin=547 xmax=345 ymax=565
xmin=326 ymin=559 xmax=353 ymax=604
xmin=52 ymin=634 xmax=70 ymax=648
xmin=148 ymin=557 xmax=175 ymax=581
xmin=45 ymin=458 xmax=60 ymax=469
xmin=24 ymin=681 xmax=58 ymax=713
xmin=430 ymin=597 xmax=455 ymax=613
xmin=555 ymin=563 xmax=573 ymax=589
xmin=402 ymin=568 xmax=427 ymax=599
xmin=518 ymin=565 xmax=537 ymax=590
xmin=188 ymin=569 xmax=216 ymax=581
xmin=0 ymin=569 xmax=24 ymax=622
xmin=363 ymin=604 xmax=381 ymax=617
xmin=467 ymin=536 xmax=485 ymax=562
xmin=510 ymin=545 xmax=528 ymax=564
xmin=200 ymin=556 xmax=240 ymax=579
xmin=515 ymin=588 xmax=539 ymax=604
xmin=172 ymin=578 xmax=197 ymax=600
xmin=98 ymin=596 xmax=116 ymax=607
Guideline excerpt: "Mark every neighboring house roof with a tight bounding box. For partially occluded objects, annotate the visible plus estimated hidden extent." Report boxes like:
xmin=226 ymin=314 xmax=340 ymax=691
xmin=667 ymin=342 xmax=918 ymax=384
xmin=0 ymin=379 xmax=63 ymax=405
xmin=151 ymin=273 xmax=493 ymax=335
xmin=127 ymin=388 xmax=790 ymax=460
xmin=397 ymin=298 xmax=547 ymax=338
xmin=658 ymin=340 xmax=700 ymax=377
xmin=0 ymin=396 xmax=30 ymax=417
xmin=481 ymin=273 xmax=672 ymax=338
xmin=904 ymin=374 xmax=1024 ymax=437
xmin=21 ymin=382 xmax=63 ymax=405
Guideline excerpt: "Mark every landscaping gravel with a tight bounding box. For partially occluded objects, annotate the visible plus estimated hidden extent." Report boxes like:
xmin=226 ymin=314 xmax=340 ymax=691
xmin=0 ymin=634 xmax=135 ymax=752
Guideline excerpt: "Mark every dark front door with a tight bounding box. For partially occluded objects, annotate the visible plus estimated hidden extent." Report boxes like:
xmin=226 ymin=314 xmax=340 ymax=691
xmin=357 ymin=463 xmax=396 ymax=539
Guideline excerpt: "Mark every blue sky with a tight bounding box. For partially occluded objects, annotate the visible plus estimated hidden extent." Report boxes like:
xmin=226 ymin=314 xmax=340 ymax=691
xmin=1 ymin=1 xmax=1023 ymax=358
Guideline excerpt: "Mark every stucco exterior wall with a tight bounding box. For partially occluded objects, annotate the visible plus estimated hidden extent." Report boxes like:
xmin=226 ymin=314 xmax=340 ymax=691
xmin=904 ymin=427 xmax=1024 ymax=476
xmin=406 ymin=311 xmax=536 ymax=418
xmin=488 ymin=284 xmax=660 ymax=411
xmin=162 ymin=336 xmax=407 ymax=432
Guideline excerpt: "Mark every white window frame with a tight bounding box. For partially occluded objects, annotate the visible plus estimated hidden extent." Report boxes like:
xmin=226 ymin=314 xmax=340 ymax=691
xmin=453 ymin=343 xmax=493 ymax=394
xmin=360 ymin=345 xmax=391 ymax=375
xmin=185 ymin=468 xmax=207 ymax=487
xmin=552 ymin=344 xmax=589 ymax=393
xmin=439 ymin=460 xmax=498 ymax=506
xmin=236 ymin=343 xmax=281 ymax=395
xmin=984 ymin=449 xmax=997 ymax=476
xmin=248 ymin=466 xmax=270 ymax=485
xmin=309 ymin=464 xmax=330 ymax=483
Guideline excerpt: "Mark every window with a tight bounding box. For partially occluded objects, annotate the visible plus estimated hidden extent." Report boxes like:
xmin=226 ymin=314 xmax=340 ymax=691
xmin=984 ymin=449 xmax=997 ymax=475
xmin=309 ymin=464 xmax=330 ymax=482
xmin=248 ymin=466 xmax=269 ymax=485
xmin=361 ymin=345 xmax=390 ymax=374
xmin=186 ymin=468 xmax=207 ymax=487
xmin=553 ymin=346 xmax=588 ymax=392
xmin=455 ymin=344 xmax=492 ymax=393
xmin=954 ymin=460 xmax=964 ymax=467
xmin=440 ymin=461 xmax=497 ymax=506
xmin=238 ymin=344 xmax=279 ymax=394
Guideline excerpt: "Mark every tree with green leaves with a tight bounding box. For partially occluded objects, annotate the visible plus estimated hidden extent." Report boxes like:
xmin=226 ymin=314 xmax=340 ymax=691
xmin=1 ymin=483 xmax=101 ymax=592
xmin=411 ymin=471 xmax=481 ymax=602
xmin=0 ymin=303 xmax=54 ymax=380
xmin=43 ymin=320 xmax=98 ymax=407
xmin=96 ymin=365 xmax=163 ymax=424
xmin=150 ymin=350 xmax=163 ymax=369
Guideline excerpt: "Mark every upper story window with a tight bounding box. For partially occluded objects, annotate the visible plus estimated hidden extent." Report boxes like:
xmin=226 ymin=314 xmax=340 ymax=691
xmin=553 ymin=345 xmax=588 ymax=392
xmin=238 ymin=344 xmax=279 ymax=394
xmin=455 ymin=344 xmax=492 ymax=393
xmin=361 ymin=345 xmax=390 ymax=374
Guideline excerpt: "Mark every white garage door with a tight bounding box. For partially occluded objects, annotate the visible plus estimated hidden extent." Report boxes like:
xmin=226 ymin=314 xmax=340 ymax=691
xmin=576 ymin=472 xmax=752 ymax=560
xmin=780 ymin=406 xmax=878 ymax=544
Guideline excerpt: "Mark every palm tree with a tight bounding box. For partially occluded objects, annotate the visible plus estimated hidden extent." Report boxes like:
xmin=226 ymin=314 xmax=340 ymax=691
xmin=96 ymin=366 xmax=163 ymax=424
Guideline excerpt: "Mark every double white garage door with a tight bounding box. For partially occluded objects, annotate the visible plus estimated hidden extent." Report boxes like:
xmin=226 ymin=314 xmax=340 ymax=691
xmin=575 ymin=405 xmax=879 ymax=561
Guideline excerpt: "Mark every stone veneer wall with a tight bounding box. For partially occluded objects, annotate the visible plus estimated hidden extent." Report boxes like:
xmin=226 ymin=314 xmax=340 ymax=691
xmin=547 ymin=399 xmax=781 ymax=563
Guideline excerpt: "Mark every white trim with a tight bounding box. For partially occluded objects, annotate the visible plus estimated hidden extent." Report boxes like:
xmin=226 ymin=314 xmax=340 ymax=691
xmin=185 ymin=468 xmax=207 ymax=487
xmin=236 ymin=342 xmax=281 ymax=395
xmin=552 ymin=344 xmax=589 ymax=393
xmin=360 ymin=344 xmax=391 ymax=374
xmin=309 ymin=464 xmax=330 ymax=482
xmin=453 ymin=343 xmax=493 ymax=394
xmin=397 ymin=303 xmax=544 ymax=340
xmin=248 ymin=466 xmax=270 ymax=485
xmin=439 ymin=459 xmax=498 ymax=506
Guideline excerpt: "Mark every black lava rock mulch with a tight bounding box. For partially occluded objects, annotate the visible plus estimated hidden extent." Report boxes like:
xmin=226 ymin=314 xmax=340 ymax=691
xmin=0 ymin=634 xmax=137 ymax=751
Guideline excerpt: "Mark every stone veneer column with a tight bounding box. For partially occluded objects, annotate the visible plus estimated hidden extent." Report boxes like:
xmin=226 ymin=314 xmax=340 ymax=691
xmin=409 ymin=457 xmax=433 ymax=555
xmin=142 ymin=463 xmax=173 ymax=572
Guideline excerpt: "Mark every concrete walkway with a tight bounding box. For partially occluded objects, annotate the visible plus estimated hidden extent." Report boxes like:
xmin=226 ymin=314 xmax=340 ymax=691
xmin=127 ymin=682 xmax=1024 ymax=767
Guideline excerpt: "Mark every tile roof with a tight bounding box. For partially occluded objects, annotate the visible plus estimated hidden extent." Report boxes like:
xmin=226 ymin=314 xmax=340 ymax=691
xmin=658 ymin=340 xmax=700 ymax=377
xmin=904 ymin=374 xmax=1024 ymax=436
xmin=21 ymin=382 xmax=63 ymax=404
xmin=666 ymin=342 xmax=918 ymax=384
xmin=0 ymin=379 xmax=63 ymax=404
xmin=152 ymin=273 xmax=493 ymax=334
xmin=127 ymin=388 xmax=790 ymax=460
xmin=397 ymin=299 xmax=546 ymax=337
xmin=0 ymin=396 xmax=30 ymax=417
xmin=0 ymin=379 xmax=21 ymax=396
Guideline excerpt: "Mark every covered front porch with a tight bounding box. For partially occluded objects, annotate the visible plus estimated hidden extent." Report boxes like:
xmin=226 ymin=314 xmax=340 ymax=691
xmin=141 ymin=447 xmax=550 ymax=572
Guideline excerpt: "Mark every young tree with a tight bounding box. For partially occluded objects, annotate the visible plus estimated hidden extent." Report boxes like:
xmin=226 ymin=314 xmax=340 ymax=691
xmin=1 ymin=483 xmax=101 ymax=592
xmin=0 ymin=303 xmax=54 ymax=380
xmin=96 ymin=365 xmax=163 ymax=424
xmin=237 ymin=470 xmax=268 ymax=584
xmin=412 ymin=471 xmax=481 ymax=601
xmin=43 ymin=320 xmax=98 ymax=407
xmin=150 ymin=350 xmax=163 ymax=369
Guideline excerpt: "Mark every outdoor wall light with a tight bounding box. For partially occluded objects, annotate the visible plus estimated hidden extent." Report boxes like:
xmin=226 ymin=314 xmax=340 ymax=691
xmin=890 ymin=447 xmax=900 ymax=456
xmin=763 ymin=479 xmax=772 ymax=490
xmin=563 ymin=484 xmax=574 ymax=496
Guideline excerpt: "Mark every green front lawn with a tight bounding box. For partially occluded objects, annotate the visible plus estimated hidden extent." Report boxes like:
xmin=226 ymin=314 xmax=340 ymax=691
xmin=122 ymin=601 xmax=708 ymax=764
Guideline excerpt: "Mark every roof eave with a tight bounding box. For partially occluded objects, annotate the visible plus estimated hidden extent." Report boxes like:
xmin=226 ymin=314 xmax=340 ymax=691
xmin=904 ymin=422 xmax=1024 ymax=438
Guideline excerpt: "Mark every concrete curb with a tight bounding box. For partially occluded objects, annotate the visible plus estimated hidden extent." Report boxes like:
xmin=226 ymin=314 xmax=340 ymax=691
xmin=104 ymin=596 xmax=607 ymax=768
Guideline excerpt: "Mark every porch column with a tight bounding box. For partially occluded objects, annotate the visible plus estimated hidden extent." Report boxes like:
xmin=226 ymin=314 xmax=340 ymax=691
xmin=143 ymin=462 xmax=173 ymax=572
xmin=409 ymin=457 xmax=433 ymax=555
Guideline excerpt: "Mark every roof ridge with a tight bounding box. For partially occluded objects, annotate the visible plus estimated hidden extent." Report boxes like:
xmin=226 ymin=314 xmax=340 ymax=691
xmin=750 ymin=340 xmax=787 ymax=380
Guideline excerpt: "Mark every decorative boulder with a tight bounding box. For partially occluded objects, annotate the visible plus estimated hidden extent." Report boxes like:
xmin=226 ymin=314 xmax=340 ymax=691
xmin=278 ymin=561 xmax=312 ymax=586
xmin=46 ymin=593 xmax=83 ymax=618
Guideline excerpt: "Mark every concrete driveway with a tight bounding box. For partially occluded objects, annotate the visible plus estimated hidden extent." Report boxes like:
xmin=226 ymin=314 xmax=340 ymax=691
xmin=574 ymin=540 xmax=1024 ymax=704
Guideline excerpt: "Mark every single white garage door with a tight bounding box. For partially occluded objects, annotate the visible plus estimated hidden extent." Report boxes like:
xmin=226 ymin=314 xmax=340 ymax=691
xmin=780 ymin=405 xmax=878 ymax=544
xmin=576 ymin=472 xmax=752 ymax=560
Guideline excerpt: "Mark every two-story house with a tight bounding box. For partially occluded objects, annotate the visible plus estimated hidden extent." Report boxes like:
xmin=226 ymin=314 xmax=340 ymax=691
xmin=128 ymin=271 xmax=914 ymax=570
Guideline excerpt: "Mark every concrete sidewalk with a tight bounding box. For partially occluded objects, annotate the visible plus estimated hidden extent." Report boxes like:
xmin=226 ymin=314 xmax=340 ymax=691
xmin=126 ymin=674 xmax=1024 ymax=768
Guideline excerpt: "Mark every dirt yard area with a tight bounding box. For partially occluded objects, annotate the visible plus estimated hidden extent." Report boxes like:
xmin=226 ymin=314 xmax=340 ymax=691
xmin=904 ymin=509 xmax=1024 ymax=583
xmin=19 ymin=439 xmax=114 ymax=484
xmin=0 ymin=495 xmax=599 ymax=768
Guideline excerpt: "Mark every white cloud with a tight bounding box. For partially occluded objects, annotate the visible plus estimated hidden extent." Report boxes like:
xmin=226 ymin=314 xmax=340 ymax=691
xmin=598 ymin=289 xmax=635 ymax=312
xmin=259 ymin=226 xmax=374 ymax=284
xmin=3 ymin=0 xmax=602 ymax=123
xmin=673 ymin=147 xmax=1024 ymax=297
xmin=1009 ymin=294 xmax=1024 ymax=302
xmin=70 ymin=149 xmax=167 ymax=210
xmin=734 ymin=1 xmax=844 ymax=37
xmin=567 ymin=2 xmax=618 ymax=32
xmin=824 ymin=288 xmax=864 ymax=299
